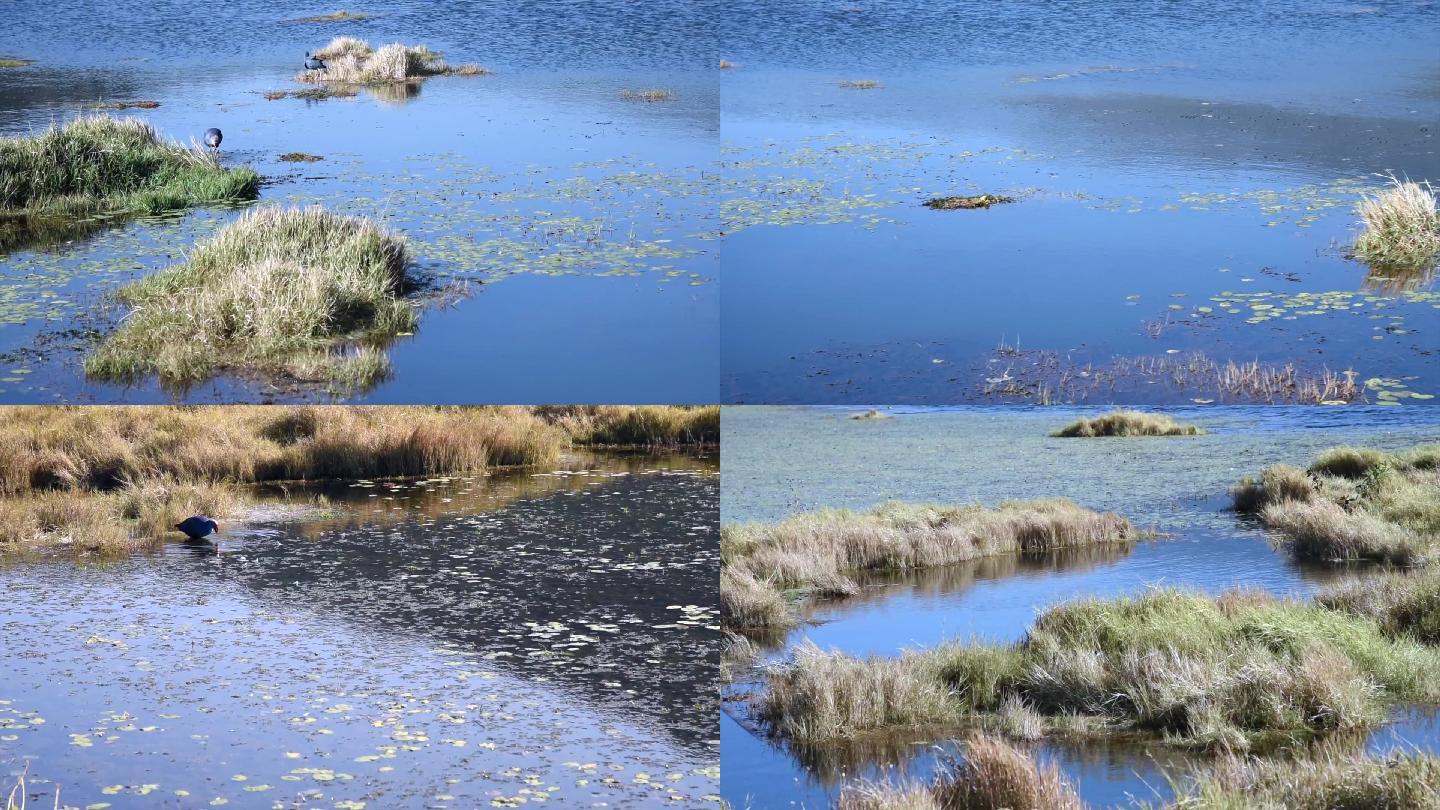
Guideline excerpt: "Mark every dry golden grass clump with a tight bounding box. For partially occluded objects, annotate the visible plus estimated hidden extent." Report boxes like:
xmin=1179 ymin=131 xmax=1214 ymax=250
xmin=837 ymin=735 xmax=1083 ymax=810
xmin=759 ymin=588 xmax=1440 ymax=750
xmin=1052 ymin=410 xmax=1205 ymax=437
xmin=1352 ymin=175 xmax=1440 ymax=273
xmin=722 ymin=500 xmax=1134 ymax=631
xmin=85 ymin=206 xmax=415 ymax=390
xmin=1232 ymin=444 xmax=1440 ymax=566
xmin=299 ymin=37 xmax=455 ymax=84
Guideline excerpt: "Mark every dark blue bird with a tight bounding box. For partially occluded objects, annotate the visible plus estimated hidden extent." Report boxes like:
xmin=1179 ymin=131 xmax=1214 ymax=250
xmin=203 ymin=127 xmax=222 ymax=153
xmin=176 ymin=515 xmax=220 ymax=541
xmin=304 ymin=52 xmax=326 ymax=71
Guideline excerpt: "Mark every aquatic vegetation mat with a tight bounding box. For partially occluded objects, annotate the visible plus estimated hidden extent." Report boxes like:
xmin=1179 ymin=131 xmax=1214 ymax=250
xmin=84 ymin=206 xmax=417 ymax=391
xmin=0 ymin=115 xmax=258 ymax=251
xmin=923 ymin=194 xmax=1014 ymax=210
xmin=721 ymin=499 xmax=1135 ymax=631
xmin=757 ymin=588 xmax=1440 ymax=751
xmin=1051 ymin=410 xmax=1205 ymax=437
xmin=1232 ymin=443 xmax=1440 ymax=565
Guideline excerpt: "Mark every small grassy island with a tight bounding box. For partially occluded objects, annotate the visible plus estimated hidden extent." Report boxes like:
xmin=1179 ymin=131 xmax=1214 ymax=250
xmin=0 ymin=115 xmax=258 ymax=250
xmin=1052 ymin=410 xmax=1206 ymax=437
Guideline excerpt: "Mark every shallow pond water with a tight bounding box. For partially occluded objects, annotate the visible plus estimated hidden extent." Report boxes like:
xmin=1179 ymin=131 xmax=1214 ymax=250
xmin=0 ymin=0 xmax=717 ymax=403
xmin=717 ymin=1 xmax=1440 ymax=404
xmin=0 ymin=450 xmax=719 ymax=809
xmin=721 ymin=405 xmax=1440 ymax=809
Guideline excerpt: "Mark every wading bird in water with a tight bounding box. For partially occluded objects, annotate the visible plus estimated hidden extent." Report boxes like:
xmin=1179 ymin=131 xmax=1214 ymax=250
xmin=176 ymin=515 xmax=220 ymax=541
xmin=304 ymin=52 xmax=326 ymax=71
xmin=203 ymin=127 xmax=222 ymax=153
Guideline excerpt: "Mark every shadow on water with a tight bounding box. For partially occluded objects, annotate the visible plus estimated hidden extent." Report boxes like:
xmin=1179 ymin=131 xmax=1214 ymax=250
xmin=0 ymin=450 xmax=719 ymax=809
xmin=720 ymin=406 xmax=1440 ymax=809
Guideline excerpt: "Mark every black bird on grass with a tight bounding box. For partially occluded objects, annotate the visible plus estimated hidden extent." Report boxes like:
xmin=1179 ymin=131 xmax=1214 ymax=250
xmin=304 ymin=51 xmax=326 ymax=71
xmin=203 ymin=127 xmax=222 ymax=153
xmin=176 ymin=515 xmax=220 ymax=541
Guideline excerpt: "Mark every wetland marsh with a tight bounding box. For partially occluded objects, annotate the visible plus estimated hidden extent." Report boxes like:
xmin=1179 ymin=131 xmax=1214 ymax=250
xmin=720 ymin=405 xmax=1440 ymax=809
xmin=718 ymin=1 xmax=1440 ymax=405
xmin=0 ymin=0 xmax=717 ymax=402
xmin=1 ymin=446 xmax=720 ymax=809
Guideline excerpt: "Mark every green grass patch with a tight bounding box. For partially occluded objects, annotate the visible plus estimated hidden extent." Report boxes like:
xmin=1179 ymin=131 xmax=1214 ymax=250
xmin=1052 ymin=410 xmax=1205 ymax=437
xmin=84 ymin=206 xmax=416 ymax=391
xmin=0 ymin=115 xmax=259 ymax=250
xmin=722 ymin=500 xmax=1135 ymax=632
xmin=1232 ymin=444 xmax=1440 ymax=566
xmin=760 ymin=588 xmax=1440 ymax=751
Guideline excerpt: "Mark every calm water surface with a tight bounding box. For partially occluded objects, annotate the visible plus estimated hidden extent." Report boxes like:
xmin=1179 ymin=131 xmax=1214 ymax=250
xmin=721 ymin=405 xmax=1440 ymax=809
xmin=718 ymin=1 xmax=1440 ymax=404
xmin=0 ymin=451 xmax=720 ymax=808
xmin=0 ymin=0 xmax=718 ymax=403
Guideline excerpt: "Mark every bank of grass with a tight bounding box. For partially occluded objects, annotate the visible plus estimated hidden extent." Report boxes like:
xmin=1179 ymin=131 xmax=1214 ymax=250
xmin=1352 ymin=175 xmax=1440 ymax=273
xmin=1232 ymin=444 xmax=1440 ymax=566
xmin=0 ymin=115 xmax=259 ymax=249
xmin=722 ymin=500 xmax=1135 ymax=632
xmin=1319 ymin=568 xmax=1440 ymax=645
xmin=533 ymin=405 xmax=719 ymax=447
xmin=84 ymin=206 xmax=416 ymax=390
xmin=298 ymin=37 xmax=457 ymax=84
xmin=759 ymin=588 xmax=1440 ymax=751
xmin=1154 ymin=748 xmax=1440 ymax=810
xmin=1052 ymin=410 xmax=1205 ymax=437
xmin=837 ymin=735 xmax=1083 ymax=810
xmin=0 ymin=405 xmax=711 ymax=555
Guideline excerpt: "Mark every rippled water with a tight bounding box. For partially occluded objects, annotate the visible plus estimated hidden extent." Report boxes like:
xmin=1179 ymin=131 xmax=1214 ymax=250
xmin=721 ymin=405 xmax=1440 ymax=809
xmin=0 ymin=450 xmax=719 ymax=809
xmin=718 ymin=1 xmax=1440 ymax=404
xmin=0 ymin=0 xmax=718 ymax=403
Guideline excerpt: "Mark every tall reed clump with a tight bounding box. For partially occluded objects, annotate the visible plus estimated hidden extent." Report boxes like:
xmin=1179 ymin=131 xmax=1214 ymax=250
xmin=534 ymin=405 xmax=720 ymax=447
xmin=1152 ymin=748 xmax=1440 ymax=810
xmin=298 ymin=37 xmax=456 ymax=84
xmin=85 ymin=206 xmax=416 ymax=390
xmin=1051 ymin=410 xmax=1205 ymax=438
xmin=0 ymin=406 xmax=572 ymax=554
xmin=722 ymin=500 xmax=1135 ymax=632
xmin=1352 ymin=175 xmax=1440 ymax=273
xmin=836 ymin=735 xmax=1083 ymax=810
xmin=1232 ymin=444 xmax=1440 ymax=566
xmin=759 ymin=588 xmax=1440 ymax=751
xmin=0 ymin=115 xmax=258 ymax=249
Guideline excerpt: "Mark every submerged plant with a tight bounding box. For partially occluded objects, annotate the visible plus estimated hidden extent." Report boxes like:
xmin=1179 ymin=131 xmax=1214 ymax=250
xmin=1352 ymin=175 xmax=1440 ymax=273
xmin=85 ymin=206 xmax=416 ymax=390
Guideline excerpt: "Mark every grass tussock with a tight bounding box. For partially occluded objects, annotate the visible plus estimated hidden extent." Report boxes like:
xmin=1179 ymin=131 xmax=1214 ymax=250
xmin=1052 ymin=410 xmax=1205 ymax=438
xmin=299 ymin=37 xmax=453 ymax=84
xmin=850 ymin=409 xmax=894 ymax=421
xmin=1318 ymin=568 xmax=1440 ymax=645
xmin=1232 ymin=444 xmax=1440 ymax=566
xmin=1158 ymin=748 xmax=1440 ymax=810
xmin=839 ymin=79 xmax=882 ymax=89
xmin=0 ymin=115 xmax=259 ymax=249
xmin=533 ymin=405 xmax=719 ymax=447
xmin=924 ymin=195 xmax=1014 ymax=210
xmin=279 ymin=151 xmax=325 ymax=162
xmin=760 ymin=588 xmax=1440 ymax=751
xmin=85 ymin=205 xmax=416 ymax=390
xmin=452 ymin=64 xmax=492 ymax=76
xmin=837 ymin=735 xmax=1082 ymax=810
xmin=722 ymin=500 xmax=1134 ymax=632
xmin=1352 ymin=175 xmax=1440 ymax=273
xmin=622 ymin=89 xmax=673 ymax=102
